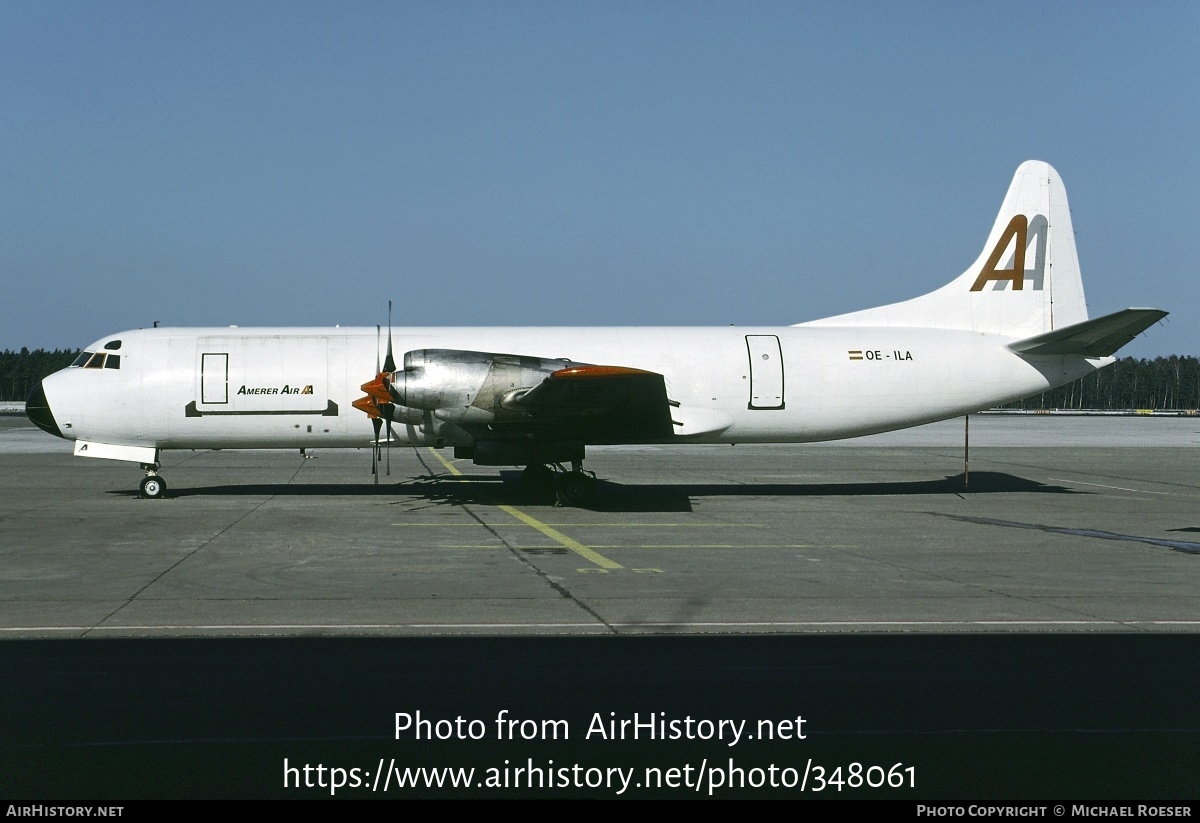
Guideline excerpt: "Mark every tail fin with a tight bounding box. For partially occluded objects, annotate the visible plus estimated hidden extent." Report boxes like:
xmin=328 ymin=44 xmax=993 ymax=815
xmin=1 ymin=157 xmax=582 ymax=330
xmin=799 ymin=160 xmax=1087 ymax=337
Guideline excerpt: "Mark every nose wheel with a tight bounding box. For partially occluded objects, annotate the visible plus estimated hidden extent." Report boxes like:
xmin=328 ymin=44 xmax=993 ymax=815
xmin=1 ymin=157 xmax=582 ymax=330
xmin=139 ymin=463 xmax=167 ymax=499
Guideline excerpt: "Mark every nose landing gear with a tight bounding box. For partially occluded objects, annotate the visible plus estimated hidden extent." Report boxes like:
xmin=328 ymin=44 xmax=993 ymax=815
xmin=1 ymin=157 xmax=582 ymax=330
xmin=139 ymin=462 xmax=167 ymax=499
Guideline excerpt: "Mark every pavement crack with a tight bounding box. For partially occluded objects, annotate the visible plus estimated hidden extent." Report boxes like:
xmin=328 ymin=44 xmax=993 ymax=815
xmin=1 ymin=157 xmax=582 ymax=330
xmin=84 ymin=465 xmax=313 ymax=635
xmin=413 ymin=449 xmax=616 ymax=634
xmin=462 ymin=506 xmax=617 ymax=633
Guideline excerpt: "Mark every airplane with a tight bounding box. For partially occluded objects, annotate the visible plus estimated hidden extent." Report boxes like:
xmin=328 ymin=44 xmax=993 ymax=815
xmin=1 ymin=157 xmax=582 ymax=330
xmin=25 ymin=160 xmax=1166 ymax=506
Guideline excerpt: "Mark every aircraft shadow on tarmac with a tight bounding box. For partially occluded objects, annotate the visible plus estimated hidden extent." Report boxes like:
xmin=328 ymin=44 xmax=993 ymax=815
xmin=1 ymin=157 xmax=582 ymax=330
xmin=111 ymin=471 xmax=1082 ymax=512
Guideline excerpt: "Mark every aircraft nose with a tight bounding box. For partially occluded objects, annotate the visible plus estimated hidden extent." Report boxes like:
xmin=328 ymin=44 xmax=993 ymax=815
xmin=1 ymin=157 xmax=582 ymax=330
xmin=26 ymin=381 xmax=63 ymax=438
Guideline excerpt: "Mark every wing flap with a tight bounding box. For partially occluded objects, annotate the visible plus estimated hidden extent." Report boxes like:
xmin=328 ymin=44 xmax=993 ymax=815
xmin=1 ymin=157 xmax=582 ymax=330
xmin=1009 ymin=308 xmax=1167 ymax=357
xmin=502 ymin=364 xmax=675 ymax=442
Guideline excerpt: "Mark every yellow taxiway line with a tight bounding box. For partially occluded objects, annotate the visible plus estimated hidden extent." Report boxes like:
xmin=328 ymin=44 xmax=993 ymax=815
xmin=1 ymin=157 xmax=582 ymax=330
xmin=427 ymin=449 xmax=623 ymax=570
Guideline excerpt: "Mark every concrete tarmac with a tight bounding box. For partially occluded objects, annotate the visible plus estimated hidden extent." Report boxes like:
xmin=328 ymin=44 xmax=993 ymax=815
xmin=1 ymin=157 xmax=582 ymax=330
xmin=2 ymin=414 xmax=1197 ymax=637
xmin=4 ymin=414 xmax=1199 ymax=798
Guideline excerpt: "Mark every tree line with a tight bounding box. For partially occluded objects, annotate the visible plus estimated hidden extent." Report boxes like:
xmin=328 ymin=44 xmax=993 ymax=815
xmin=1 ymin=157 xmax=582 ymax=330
xmin=1 ymin=349 xmax=80 ymax=402
xmin=1 ymin=348 xmax=1198 ymax=410
xmin=999 ymin=355 xmax=1200 ymax=411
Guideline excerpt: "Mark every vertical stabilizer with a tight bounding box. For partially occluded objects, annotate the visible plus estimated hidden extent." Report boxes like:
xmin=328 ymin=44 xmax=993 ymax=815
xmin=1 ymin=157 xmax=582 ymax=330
xmin=799 ymin=161 xmax=1088 ymax=337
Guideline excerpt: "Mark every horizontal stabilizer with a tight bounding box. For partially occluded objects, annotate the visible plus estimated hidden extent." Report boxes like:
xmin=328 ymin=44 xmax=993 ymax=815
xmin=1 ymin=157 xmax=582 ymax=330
xmin=1009 ymin=309 xmax=1168 ymax=357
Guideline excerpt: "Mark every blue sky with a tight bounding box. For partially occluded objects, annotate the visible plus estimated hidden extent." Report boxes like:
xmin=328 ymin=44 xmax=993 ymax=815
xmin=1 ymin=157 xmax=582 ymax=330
xmin=2 ymin=1 xmax=1196 ymax=356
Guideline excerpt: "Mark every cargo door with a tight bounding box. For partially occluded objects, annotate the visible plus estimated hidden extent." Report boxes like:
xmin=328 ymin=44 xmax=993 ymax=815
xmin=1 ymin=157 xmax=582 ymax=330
xmin=746 ymin=335 xmax=785 ymax=410
xmin=189 ymin=336 xmax=334 ymax=417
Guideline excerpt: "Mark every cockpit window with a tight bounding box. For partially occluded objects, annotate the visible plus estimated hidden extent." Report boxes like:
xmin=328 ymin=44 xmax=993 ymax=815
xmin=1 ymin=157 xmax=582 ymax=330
xmin=71 ymin=349 xmax=122 ymax=369
xmin=104 ymin=340 xmax=122 ymax=350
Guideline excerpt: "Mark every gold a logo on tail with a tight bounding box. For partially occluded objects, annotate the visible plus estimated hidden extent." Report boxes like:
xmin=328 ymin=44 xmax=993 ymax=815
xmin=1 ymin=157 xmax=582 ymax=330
xmin=970 ymin=213 xmax=1048 ymax=291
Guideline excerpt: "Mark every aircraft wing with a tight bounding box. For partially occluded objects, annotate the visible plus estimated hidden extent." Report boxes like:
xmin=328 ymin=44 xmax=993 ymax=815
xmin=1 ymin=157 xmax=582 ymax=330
xmin=1009 ymin=308 xmax=1168 ymax=357
xmin=499 ymin=364 xmax=676 ymax=443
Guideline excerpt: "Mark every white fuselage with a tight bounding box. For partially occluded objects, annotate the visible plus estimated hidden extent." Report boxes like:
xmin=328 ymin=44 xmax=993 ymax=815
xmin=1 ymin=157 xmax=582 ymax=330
xmin=40 ymin=324 xmax=1104 ymax=453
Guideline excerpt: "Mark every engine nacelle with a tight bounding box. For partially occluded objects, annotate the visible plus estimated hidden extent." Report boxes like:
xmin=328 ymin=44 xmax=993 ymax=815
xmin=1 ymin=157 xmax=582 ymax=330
xmin=383 ymin=404 xmax=424 ymax=426
xmin=389 ymin=349 xmax=572 ymax=423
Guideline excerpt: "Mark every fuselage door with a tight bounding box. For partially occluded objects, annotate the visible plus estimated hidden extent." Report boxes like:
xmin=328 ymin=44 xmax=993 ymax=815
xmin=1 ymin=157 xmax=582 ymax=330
xmin=746 ymin=334 xmax=785 ymax=410
xmin=192 ymin=336 xmax=331 ymax=415
xmin=201 ymin=353 xmax=229 ymax=404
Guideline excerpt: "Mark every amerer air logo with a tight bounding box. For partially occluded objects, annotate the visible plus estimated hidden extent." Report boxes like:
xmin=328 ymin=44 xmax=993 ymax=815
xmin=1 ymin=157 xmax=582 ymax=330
xmin=237 ymin=384 xmax=314 ymax=395
xmin=970 ymin=213 xmax=1048 ymax=292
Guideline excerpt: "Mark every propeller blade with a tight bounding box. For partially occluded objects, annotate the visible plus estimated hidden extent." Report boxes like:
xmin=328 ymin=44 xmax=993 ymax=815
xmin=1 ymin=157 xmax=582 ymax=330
xmin=371 ymin=417 xmax=382 ymax=483
xmin=383 ymin=300 xmax=396 ymax=476
xmin=369 ymin=325 xmax=383 ymax=484
xmin=384 ymin=300 xmax=396 ymax=374
xmin=385 ymin=415 xmax=393 ymax=476
xmin=367 ymin=305 xmax=398 ymax=481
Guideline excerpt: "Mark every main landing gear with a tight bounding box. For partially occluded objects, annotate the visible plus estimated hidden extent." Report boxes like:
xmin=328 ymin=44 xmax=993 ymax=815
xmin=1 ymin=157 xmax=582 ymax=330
xmin=139 ymin=462 xmax=167 ymax=499
xmin=520 ymin=461 xmax=597 ymax=507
